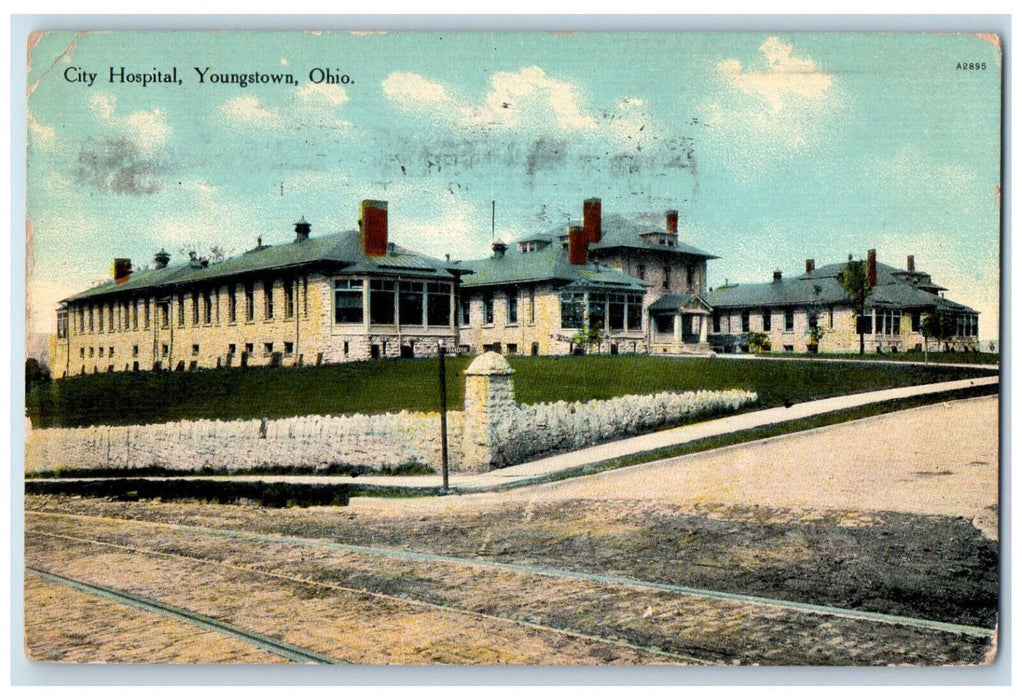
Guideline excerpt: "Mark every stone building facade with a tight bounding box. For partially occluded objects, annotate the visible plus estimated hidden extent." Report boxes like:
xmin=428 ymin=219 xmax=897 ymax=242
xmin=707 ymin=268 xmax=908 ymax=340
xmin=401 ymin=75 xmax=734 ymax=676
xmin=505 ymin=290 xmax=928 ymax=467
xmin=706 ymin=251 xmax=980 ymax=354
xmin=458 ymin=199 xmax=718 ymax=356
xmin=49 ymin=201 xmax=469 ymax=377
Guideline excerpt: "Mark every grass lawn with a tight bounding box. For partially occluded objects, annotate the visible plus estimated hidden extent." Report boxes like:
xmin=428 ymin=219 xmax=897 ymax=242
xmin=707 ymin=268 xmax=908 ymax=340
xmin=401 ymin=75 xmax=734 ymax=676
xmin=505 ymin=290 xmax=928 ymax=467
xmin=27 ymin=354 xmax=998 ymax=429
xmin=782 ymin=351 xmax=1000 ymax=365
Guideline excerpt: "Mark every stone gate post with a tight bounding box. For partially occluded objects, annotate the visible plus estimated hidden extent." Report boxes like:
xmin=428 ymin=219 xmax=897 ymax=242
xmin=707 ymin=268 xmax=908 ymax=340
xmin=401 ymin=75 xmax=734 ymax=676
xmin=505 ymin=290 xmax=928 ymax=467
xmin=461 ymin=352 xmax=516 ymax=472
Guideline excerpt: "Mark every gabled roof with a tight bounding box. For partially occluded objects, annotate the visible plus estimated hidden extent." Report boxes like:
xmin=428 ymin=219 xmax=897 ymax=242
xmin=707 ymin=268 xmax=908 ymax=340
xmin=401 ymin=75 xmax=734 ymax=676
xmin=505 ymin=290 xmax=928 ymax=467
xmin=647 ymin=292 xmax=712 ymax=313
xmin=706 ymin=259 xmax=977 ymax=314
xmin=516 ymin=213 xmax=718 ymax=260
xmin=64 ymin=230 xmax=469 ymax=303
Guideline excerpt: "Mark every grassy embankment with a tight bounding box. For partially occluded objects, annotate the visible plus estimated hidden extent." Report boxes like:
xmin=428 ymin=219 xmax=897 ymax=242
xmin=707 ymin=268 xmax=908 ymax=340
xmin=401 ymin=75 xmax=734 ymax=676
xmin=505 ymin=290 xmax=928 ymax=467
xmin=28 ymin=354 xmax=998 ymax=429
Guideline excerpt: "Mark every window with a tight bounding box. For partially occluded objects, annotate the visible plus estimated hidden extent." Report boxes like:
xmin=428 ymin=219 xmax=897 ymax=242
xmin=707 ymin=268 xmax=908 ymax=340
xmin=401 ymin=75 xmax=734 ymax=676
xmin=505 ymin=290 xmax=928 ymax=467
xmin=762 ymin=310 xmax=771 ymax=332
xmin=527 ymin=288 xmax=536 ymax=325
xmin=161 ymin=344 xmax=168 ymax=357
xmin=228 ymin=286 xmax=237 ymax=323
xmin=203 ymin=291 xmax=212 ymax=325
xmin=560 ymin=292 xmax=585 ymax=329
xmin=143 ymin=300 xmax=150 ymax=329
xmin=461 ymin=297 xmax=471 ymax=325
xmin=637 ymin=265 xmax=646 ymax=281
xmin=98 ymin=347 xmax=104 ymax=357
xmin=399 ymin=281 xmax=424 ymax=326
xmin=192 ymin=344 xmax=200 ymax=356
xmin=482 ymin=293 xmax=494 ymax=325
xmin=741 ymin=311 xmax=750 ymax=333
xmin=264 ymin=342 xmax=274 ymax=356
xmin=713 ymin=313 xmax=721 ymax=333
xmin=663 ymin=266 xmax=671 ymax=290
xmin=133 ymin=345 xmax=139 ymax=357
xmin=228 ymin=344 xmax=237 ymax=355
xmin=89 ymin=347 xmax=95 ymax=357
xmin=98 ymin=304 xmax=104 ymax=332
xmin=608 ymin=294 xmax=625 ymax=331
xmin=284 ymin=279 xmax=295 ymax=319
xmin=507 ymin=293 xmax=518 ymax=325
xmin=626 ymin=294 xmax=643 ymax=331
xmin=88 ymin=306 xmax=95 ymax=333
xmin=784 ymin=308 xmax=795 ymax=332
xmin=264 ymin=280 xmax=274 ymax=320
xmin=284 ymin=341 xmax=294 ymax=355
xmin=108 ymin=305 xmax=114 ymax=332
xmin=79 ymin=348 xmax=85 ymax=359
xmin=245 ymin=343 xmax=254 ymax=355
xmin=687 ymin=265 xmax=695 ymax=290
xmin=177 ymin=294 xmax=185 ymax=327
xmin=159 ymin=303 xmax=169 ymax=329
xmin=244 ymin=283 xmax=254 ymax=322
xmin=369 ymin=280 xmax=396 ymax=324
xmin=588 ymin=292 xmax=606 ymax=331
xmin=56 ymin=310 xmax=68 ymax=338
xmin=427 ymin=282 xmax=451 ymax=326
xmin=334 ymin=279 xmax=364 ymax=324
xmin=192 ymin=292 xmax=200 ymax=326
xmin=132 ymin=301 xmax=138 ymax=330
xmin=857 ymin=312 xmax=873 ymax=335
xmin=303 ymin=276 xmax=309 ymax=317
xmin=911 ymin=311 xmax=921 ymax=332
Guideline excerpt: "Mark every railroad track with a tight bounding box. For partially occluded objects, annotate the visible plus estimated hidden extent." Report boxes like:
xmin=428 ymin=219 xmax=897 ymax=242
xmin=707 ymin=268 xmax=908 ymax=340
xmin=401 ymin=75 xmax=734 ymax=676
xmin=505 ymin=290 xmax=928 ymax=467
xmin=26 ymin=510 xmax=997 ymax=641
xmin=25 ymin=524 xmax=707 ymax=664
xmin=25 ymin=565 xmax=341 ymax=664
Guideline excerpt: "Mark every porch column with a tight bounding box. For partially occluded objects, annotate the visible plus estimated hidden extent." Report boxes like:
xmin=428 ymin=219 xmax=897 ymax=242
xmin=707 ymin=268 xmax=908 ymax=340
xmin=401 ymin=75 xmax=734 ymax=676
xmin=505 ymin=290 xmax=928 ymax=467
xmin=673 ymin=313 xmax=682 ymax=343
xmin=699 ymin=314 xmax=708 ymax=343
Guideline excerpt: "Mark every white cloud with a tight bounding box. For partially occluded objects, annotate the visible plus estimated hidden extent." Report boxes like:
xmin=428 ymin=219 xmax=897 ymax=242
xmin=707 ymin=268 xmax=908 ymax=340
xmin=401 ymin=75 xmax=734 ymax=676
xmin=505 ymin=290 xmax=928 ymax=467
xmin=718 ymin=37 xmax=833 ymax=112
xmin=87 ymin=92 xmax=172 ymax=153
xmin=465 ymin=66 xmax=597 ymax=132
xmin=219 ymin=95 xmax=283 ymax=128
xmin=382 ymin=72 xmax=446 ymax=107
xmin=27 ymin=111 xmax=56 ymax=144
xmin=296 ymin=82 xmax=349 ymax=107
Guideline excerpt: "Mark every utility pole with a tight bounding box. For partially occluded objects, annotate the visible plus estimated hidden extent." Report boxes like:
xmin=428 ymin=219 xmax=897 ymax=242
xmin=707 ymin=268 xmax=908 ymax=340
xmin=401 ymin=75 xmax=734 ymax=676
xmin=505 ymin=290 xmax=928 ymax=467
xmin=438 ymin=342 xmax=449 ymax=491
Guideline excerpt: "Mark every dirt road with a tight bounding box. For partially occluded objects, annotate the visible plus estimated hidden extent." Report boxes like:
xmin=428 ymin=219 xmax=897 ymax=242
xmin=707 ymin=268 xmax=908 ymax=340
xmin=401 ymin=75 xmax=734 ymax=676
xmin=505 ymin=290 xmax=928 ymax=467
xmin=23 ymin=396 xmax=1000 ymax=665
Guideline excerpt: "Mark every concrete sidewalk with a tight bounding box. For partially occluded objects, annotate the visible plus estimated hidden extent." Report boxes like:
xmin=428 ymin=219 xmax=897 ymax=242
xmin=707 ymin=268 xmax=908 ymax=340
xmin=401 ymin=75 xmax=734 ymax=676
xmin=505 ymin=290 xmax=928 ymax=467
xmin=38 ymin=375 xmax=996 ymax=495
xmin=714 ymin=353 xmax=999 ymax=372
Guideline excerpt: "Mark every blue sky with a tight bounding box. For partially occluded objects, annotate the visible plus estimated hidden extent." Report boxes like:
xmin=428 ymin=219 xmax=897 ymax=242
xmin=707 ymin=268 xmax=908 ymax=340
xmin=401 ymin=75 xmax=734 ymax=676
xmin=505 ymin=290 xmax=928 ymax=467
xmin=26 ymin=31 xmax=1002 ymax=341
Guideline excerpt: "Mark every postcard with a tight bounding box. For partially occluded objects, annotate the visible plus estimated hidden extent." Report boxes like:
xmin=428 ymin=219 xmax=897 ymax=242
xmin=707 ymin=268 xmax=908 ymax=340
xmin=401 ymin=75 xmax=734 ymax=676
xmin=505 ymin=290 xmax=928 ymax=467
xmin=23 ymin=29 xmax=1002 ymax=669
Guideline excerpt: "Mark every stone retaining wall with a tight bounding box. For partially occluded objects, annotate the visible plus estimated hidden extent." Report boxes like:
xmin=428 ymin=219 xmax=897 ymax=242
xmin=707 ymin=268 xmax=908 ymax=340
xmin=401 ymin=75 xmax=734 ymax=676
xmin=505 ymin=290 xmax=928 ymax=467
xmin=26 ymin=352 xmax=756 ymax=475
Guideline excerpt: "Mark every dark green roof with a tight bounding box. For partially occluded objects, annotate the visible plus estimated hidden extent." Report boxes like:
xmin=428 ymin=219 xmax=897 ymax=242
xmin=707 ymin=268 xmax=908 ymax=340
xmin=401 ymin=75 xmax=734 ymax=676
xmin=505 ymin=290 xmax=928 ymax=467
xmin=647 ymin=292 xmax=710 ymax=313
xmin=707 ymin=260 xmax=976 ymax=314
xmin=64 ymin=231 xmax=468 ymax=303
xmin=515 ymin=213 xmax=717 ymax=260
xmin=462 ymin=238 xmax=645 ymax=292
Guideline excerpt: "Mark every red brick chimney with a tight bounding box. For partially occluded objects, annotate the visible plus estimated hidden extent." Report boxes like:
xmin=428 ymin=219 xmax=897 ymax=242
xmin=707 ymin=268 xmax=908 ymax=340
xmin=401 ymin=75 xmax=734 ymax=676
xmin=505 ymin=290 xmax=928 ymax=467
xmin=568 ymin=225 xmax=588 ymax=265
xmin=583 ymin=198 xmax=602 ymax=244
xmin=907 ymin=255 xmax=915 ymax=273
xmin=805 ymin=258 xmax=815 ymax=274
xmin=360 ymin=200 xmax=388 ymax=257
xmin=666 ymin=210 xmax=679 ymax=234
xmin=867 ymin=249 xmax=877 ymax=286
xmin=112 ymin=258 xmax=132 ymax=284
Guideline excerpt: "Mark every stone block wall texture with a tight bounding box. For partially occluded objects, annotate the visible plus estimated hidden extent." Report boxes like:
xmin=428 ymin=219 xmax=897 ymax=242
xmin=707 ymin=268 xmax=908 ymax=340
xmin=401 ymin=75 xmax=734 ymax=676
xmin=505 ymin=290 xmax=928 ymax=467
xmin=26 ymin=351 xmax=756 ymax=475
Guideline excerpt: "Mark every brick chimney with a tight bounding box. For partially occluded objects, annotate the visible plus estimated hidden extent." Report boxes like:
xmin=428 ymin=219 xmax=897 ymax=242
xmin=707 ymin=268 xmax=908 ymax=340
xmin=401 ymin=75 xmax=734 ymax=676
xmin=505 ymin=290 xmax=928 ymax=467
xmin=359 ymin=200 xmax=388 ymax=257
xmin=568 ymin=225 xmax=588 ymax=265
xmin=294 ymin=216 xmax=311 ymax=242
xmin=666 ymin=210 xmax=679 ymax=234
xmin=154 ymin=249 xmax=170 ymax=269
xmin=583 ymin=198 xmax=601 ymax=244
xmin=112 ymin=258 xmax=132 ymax=284
xmin=907 ymin=255 xmax=915 ymax=273
xmin=805 ymin=258 xmax=815 ymax=274
xmin=867 ymin=249 xmax=877 ymax=286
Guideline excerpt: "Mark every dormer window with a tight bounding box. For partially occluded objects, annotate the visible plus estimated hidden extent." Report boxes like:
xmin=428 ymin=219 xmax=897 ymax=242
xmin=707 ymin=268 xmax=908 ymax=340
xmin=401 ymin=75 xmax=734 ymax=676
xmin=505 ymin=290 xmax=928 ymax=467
xmin=517 ymin=239 xmax=550 ymax=253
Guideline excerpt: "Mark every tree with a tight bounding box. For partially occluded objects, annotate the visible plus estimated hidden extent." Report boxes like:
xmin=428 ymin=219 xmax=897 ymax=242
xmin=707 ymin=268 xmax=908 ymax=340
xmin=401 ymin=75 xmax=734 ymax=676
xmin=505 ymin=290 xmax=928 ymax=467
xmin=837 ymin=260 xmax=873 ymax=355
xmin=571 ymin=322 xmax=604 ymax=355
xmin=921 ymin=309 xmax=957 ymax=352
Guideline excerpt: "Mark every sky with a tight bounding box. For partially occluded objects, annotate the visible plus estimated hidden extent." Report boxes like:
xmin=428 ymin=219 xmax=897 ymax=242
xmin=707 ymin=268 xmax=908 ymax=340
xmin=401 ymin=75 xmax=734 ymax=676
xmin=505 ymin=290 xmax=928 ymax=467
xmin=25 ymin=30 xmax=1003 ymax=343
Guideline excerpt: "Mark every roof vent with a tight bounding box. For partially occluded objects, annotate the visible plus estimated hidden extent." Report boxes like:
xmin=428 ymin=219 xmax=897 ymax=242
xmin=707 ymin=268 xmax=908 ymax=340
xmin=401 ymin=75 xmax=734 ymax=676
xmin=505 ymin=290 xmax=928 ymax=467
xmin=154 ymin=249 xmax=170 ymax=269
xmin=294 ymin=216 xmax=311 ymax=242
xmin=772 ymin=269 xmax=782 ymax=282
xmin=492 ymin=240 xmax=507 ymax=259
